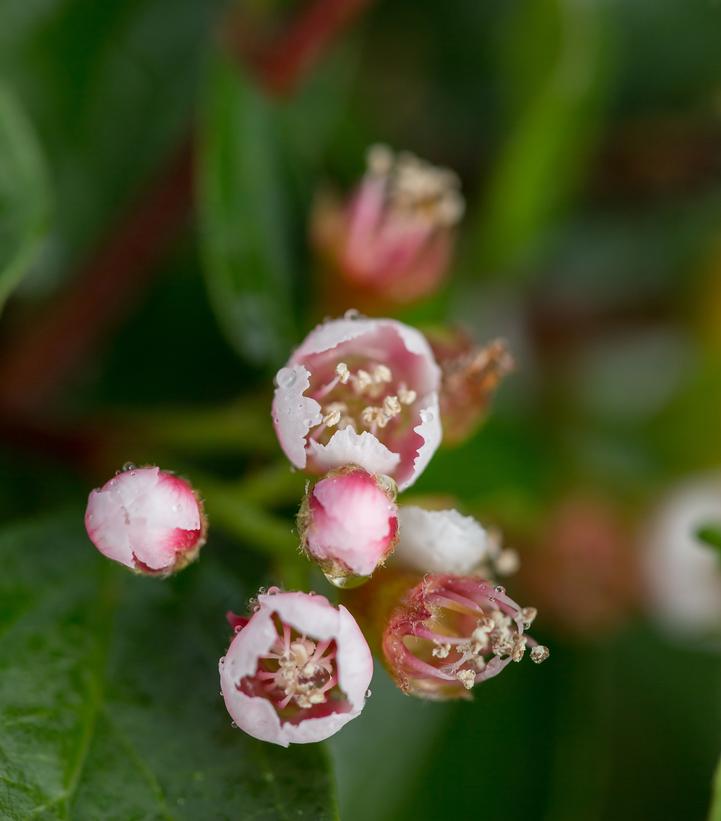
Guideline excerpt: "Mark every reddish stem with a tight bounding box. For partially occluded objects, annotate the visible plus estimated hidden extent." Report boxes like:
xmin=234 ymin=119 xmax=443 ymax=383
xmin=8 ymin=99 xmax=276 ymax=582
xmin=247 ymin=0 xmax=375 ymax=97
xmin=0 ymin=140 xmax=194 ymax=414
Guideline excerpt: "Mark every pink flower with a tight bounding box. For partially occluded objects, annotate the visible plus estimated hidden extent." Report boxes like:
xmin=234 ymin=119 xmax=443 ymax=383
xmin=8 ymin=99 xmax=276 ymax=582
xmin=220 ymin=589 xmax=373 ymax=746
xmin=272 ymin=314 xmax=442 ymax=490
xmin=382 ymin=574 xmax=548 ymax=700
xmin=298 ymin=467 xmax=399 ymax=586
xmin=312 ymin=145 xmax=464 ymax=307
xmin=84 ymin=466 xmax=206 ymax=575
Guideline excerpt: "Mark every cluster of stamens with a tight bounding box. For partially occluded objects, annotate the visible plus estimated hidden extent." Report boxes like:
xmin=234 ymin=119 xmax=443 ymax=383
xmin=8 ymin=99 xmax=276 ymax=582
xmin=311 ymin=360 xmax=417 ymax=439
xmin=387 ymin=576 xmax=549 ymax=697
xmin=366 ymin=144 xmax=465 ymax=229
xmin=244 ymin=621 xmax=338 ymax=712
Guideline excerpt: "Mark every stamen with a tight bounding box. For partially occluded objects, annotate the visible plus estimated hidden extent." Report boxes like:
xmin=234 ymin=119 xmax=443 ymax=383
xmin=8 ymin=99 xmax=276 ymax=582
xmin=456 ymin=669 xmax=476 ymax=689
xmin=373 ymin=364 xmax=392 ymax=383
xmin=530 ymin=645 xmax=550 ymax=664
xmin=382 ymin=395 xmax=401 ymax=419
xmin=336 ymin=362 xmax=350 ymax=384
xmin=398 ymin=384 xmax=417 ymax=405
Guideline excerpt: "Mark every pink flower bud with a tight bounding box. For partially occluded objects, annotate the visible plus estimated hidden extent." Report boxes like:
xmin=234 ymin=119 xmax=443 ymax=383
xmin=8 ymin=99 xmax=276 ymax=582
xmin=312 ymin=145 xmax=464 ymax=309
xmin=272 ymin=314 xmax=442 ymax=491
xmin=220 ymin=589 xmax=373 ymax=746
xmin=428 ymin=329 xmax=513 ymax=447
xmin=381 ymin=574 xmax=547 ymax=700
xmin=84 ymin=466 xmax=206 ymax=576
xmin=298 ymin=467 xmax=399 ymax=587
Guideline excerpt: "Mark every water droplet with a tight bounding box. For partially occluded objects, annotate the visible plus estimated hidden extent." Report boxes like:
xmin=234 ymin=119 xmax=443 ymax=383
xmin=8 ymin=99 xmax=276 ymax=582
xmin=322 ymin=568 xmax=369 ymax=589
xmin=488 ymin=596 xmax=496 ymax=604
xmin=121 ymin=461 xmax=137 ymax=472
xmin=494 ymin=585 xmax=506 ymax=595
xmin=219 ymin=656 xmax=226 ymax=665
xmin=230 ymin=721 xmax=237 ymax=729
xmin=344 ymin=308 xmax=362 ymax=320
xmin=365 ymin=689 xmax=372 ymax=699
xmin=275 ymin=367 xmax=297 ymax=389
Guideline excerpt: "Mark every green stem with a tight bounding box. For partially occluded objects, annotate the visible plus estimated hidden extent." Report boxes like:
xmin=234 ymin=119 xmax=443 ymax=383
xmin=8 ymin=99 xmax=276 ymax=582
xmin=229 ymin=462 xmax=306 ymax=508
xmin=124 ymin=397 xmax=276 ymax=456
xmin=197 ymin=474 xmax=298 ymax=559
xmin=709 ymin=755 xmax=721 ymax=821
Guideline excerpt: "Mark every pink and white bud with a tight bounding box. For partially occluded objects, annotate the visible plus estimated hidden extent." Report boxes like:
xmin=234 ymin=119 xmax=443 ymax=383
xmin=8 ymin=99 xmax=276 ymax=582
xmin=312 ymin=145 xmax=464 ymax=308
xmin=641 ymin=473 xmax=721 ymax=638
xmin=395 ymin=506 xmax=518 ymax=578
xmin=272 ymin=314 xmax=442 ymax=491
xmin=220 ymin=589 xmax=373 ymax=746
xmin=382 ymin=574 xmax=547 ymax=700
xmin=84 ymin=466 xmax=206 ymax=576
xmin=428 ymin=329 xmax=514 ymax=447
xmin=298 ymin=467 xmax=398 ymax=587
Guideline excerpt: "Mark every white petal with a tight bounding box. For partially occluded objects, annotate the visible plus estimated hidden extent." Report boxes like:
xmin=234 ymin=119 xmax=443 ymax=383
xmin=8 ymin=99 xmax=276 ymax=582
xmin=395 ymin=507 xmax=489 ymax=574
xmin=271 ymin=365 xmax=322 ymax=469
xmin=308 ymin=426 xmax=401 ymax=476
xmin=396 ymin=392 xmax=442 ymax=491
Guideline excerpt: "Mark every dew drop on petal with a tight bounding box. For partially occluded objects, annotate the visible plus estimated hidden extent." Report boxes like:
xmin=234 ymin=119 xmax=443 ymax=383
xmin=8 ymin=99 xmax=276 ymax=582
xmin=275 ymin=367 xmax=297 ymax=389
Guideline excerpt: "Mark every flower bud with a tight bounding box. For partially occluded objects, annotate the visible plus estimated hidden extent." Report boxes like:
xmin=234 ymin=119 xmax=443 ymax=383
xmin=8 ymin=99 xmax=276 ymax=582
xmin=84 ymin=465 xmax=206 ymax=576
xmin=298 ymin=467 xmax=398 ymax=587
xmin=394 ymin=506 xmax=518 ymax=578
xmin=311 ymin=145 xmax=464 ymax=310
xmin=220 ymin=588 xmax=373 ymax=746
xmin=428 ymin=328 xmax=513 ymax=446
xmin=356 ymin=573 xmax=547 ymax=700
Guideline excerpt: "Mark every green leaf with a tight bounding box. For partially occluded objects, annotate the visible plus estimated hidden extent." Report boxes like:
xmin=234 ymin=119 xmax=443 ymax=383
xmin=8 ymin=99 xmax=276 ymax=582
xmin=198 ymin=53 xmax=297 ymax=368
xmin=473 ymin=0 xmax=610 ymax=275
xmin=0 ymin=516 xmax=337 ymax=820
xmin=0 ymin=83 xmax=50 ymax=312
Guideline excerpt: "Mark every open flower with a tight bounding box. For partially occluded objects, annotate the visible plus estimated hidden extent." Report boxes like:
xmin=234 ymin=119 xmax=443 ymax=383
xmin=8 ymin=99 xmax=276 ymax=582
xmin=394 ymin=506 xmax=519 ymax=577
xmin=298 ymin=467 xmax=399 ymax=587
xmin=84 ymin=466 xmax=206 ymax=575
xmin=272 ymin=314 xmax=441 ymax=490
xmin=380 ymin=574 xmax=547 ymax=700
xmin=312 ymin=145 xmax=464 ymax=308
xmin=220 ymin=589 xmax=373 ymax=746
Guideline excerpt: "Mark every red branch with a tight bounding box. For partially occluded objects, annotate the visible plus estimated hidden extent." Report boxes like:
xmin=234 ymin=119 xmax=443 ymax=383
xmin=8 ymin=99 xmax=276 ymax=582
xmin=0 ymin=0 xmax=374 ymax=416
xmin=0 ymin=140 xmax=194 ymax=413
xmin=248 ymin=0 xmax=374 ymax=96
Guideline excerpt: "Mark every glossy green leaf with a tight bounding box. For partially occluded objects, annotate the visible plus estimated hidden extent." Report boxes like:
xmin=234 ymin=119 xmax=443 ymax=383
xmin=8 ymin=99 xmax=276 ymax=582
xmin=0 ymin=83 xmax=50 ymax=312
xmin=0 ymin=516 xmax=337 ymax=820
xmin=198 ymin=54 xmax=296 ymax=367
xmin=474 ymin=0 xmax=610 ymax=275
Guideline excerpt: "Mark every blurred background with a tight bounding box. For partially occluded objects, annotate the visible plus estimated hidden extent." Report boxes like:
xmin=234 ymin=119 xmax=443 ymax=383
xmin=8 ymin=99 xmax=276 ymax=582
xmin=2 ymin=0 xmax=721 ymax=819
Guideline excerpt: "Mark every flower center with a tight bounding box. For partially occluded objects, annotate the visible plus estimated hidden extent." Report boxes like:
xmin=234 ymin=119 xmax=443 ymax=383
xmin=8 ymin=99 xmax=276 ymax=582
xmin=367 ymin=144 xmax=464 ymax=229
xmin=308 ymin=359 xmax=417 ymax=444
xmin=244 ymin=621 xmax=339 ymax=712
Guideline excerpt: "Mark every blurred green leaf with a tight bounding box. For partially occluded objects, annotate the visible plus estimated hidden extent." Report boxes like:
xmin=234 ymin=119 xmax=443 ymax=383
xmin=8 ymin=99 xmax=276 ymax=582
xmin=0 ymin=516 xmax=337 ymax=819
xmin=198 ymin=53 xmax=296 ymax=367
xmin=0 ymin=82 xmax=50 ymax=312
xmin=475 ymin=0 xmax=611 ymax=275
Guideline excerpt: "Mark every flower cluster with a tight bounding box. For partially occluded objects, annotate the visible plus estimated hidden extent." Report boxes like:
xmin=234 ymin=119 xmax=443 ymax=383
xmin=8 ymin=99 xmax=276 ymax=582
xmin=82 ymin=151 xmax=545 ymax=747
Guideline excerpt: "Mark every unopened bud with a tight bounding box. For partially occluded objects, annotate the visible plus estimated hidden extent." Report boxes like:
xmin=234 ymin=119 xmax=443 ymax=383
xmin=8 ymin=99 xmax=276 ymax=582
xmin=84 ymin=466 xmax=206 ymax=576
xmin=298 ymin=466 xmax=399 ymax=587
